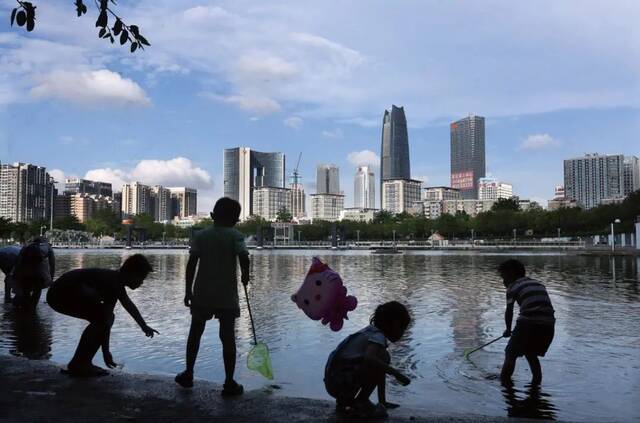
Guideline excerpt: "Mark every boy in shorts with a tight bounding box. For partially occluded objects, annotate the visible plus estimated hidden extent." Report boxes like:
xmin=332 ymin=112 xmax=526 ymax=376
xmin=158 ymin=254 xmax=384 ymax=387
xmin=499 ymin=259 xmax=555 ymax=387
xmin=175 ymin=197 xmax=250 ymax=396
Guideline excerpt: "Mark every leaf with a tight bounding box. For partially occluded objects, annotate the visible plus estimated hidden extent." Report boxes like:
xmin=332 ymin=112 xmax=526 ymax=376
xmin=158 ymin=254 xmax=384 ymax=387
xmin=110 ymin=35 xmax=114 ymax=44
xmin=130 ymin=42 xmax=138 ymax=53
xmin=82 ymin=4 xmax=87 ymax=14
xmin=27 ymin=17 xmax=35 ymax=32
xmin=95 ymin=10 xmax=107 ymax=27
xmin=120 ymin=29 xmax=128 ymax=45
xmin=99 ymin=28 xmax=106 ymax=38
xmin=100 ymin=0 xmax=109 ymax=10
xmin=113 ymin=19 xmax=122 ymax=35
xmin=10 ymin=8 xmax=17 ymax=26
xmin=16 ymin=10 xmax=26 ymax=27
xmin=138 ymin=35 xmax=150 ymax=46
xmin=129 ymin=25 xmax=139 ymax=36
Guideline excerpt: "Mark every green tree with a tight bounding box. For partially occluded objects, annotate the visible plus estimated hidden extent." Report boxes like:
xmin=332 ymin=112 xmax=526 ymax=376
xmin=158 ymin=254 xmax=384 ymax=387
xmin=491 ymin=198 xmax=521 ymax=212
xmin=54 ymin=215 xmax=85 ymax=231
xmin=276 ymin=208 xmax=293 ymax=223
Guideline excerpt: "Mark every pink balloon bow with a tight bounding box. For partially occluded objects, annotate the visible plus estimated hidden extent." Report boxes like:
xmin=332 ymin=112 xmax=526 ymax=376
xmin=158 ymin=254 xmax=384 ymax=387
xmin=291 ymin=257 xmax=358 ymax=331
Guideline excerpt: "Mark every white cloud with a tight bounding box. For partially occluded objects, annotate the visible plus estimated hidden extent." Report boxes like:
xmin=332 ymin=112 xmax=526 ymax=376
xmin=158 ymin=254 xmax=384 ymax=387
xmin=202 ymin=93 xmax=281 ymax=114
xmin=31 ymin=69 xmax=151 ymax=106
xmin=48 ymin=169 xmax=67 ymax=190
xmin=322 ymin=128 xmax=344 ymax=139
xmin=84 ymin=168 xmax=130 ymax=191
xmin=284 ymin=116 xmax=303 ymax=129
xmin=520 ymin=134 xmax=560 ymax=150
xmin=236 ymin=53 xmax=298 ymax=80
xmin=347 ymin=150 xmax=380 ymax=167
xmin=130 ymin=157 xmax=213 ymax=189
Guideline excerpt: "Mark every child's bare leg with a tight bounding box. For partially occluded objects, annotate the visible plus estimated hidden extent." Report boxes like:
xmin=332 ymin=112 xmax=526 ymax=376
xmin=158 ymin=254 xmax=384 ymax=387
xmin=356 ymin=349 xmax=388 ymax=403
xmin=185 ymin=317 xmax=206 ymax=374
xmin=525 ymin=354 xmax=542 ymax=386
xmin=219 ymin=317 xmax=236 ymax=383
xmin=69 ymin=313 xmax=114 ymax=370
xmin=3 ymin=278 xmax=10 ymax=303
xmin=501 ymin=354 xmax=517 ymax=386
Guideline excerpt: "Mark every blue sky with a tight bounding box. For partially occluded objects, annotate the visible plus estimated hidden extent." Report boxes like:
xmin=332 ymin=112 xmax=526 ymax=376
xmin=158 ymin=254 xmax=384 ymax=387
xmin=1 ymin=0 xmax=639 ymax=211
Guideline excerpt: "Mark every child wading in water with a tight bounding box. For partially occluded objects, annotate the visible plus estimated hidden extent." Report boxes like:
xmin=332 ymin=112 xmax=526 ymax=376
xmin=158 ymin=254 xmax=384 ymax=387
xmin=324 ymin=301 xmax=411 ymax=418
xmin=46 ymin=254 xmax=158 ymax=377
xmin=499 ymin=259 xmax=555 ymax=386
xmin=175 ymin=197 xmax=250 ymax=396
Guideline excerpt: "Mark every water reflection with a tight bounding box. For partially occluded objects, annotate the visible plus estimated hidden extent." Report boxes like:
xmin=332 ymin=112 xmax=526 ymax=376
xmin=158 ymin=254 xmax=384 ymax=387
xmin=2 ymin=308 xmax=52 ymax=359
xmin=502 ymin=384 xmax=557 ymax=420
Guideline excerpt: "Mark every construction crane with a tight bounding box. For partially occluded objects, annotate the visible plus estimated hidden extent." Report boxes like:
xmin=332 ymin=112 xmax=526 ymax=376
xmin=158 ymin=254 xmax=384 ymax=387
xmin=290 ymin=152 xmax=302 ymax=185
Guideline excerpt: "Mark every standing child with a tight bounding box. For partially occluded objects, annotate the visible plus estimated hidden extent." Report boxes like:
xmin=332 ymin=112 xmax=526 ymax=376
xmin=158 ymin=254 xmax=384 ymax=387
xmin=499 ymin=259 xmax=555 ymax=387
xmin=0 ymin=245 xmax=21 ymax=303
xmin=175 ymin=197 xmax=250 ymax=396
xmin=324 ymin=301 xmax=412 ymax=419
xmin=46 ymin=254 xmax=158 ymax=377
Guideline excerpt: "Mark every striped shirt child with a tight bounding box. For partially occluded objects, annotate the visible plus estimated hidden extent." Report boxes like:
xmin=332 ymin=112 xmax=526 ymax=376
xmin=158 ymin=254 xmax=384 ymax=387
xmin=506 ymin=277 xmax=555 ymax=325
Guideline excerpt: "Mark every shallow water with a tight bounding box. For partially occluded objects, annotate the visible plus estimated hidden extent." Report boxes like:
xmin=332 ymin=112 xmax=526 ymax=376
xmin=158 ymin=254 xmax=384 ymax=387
xmin=1 ymin=250 xmax=639 ymax=422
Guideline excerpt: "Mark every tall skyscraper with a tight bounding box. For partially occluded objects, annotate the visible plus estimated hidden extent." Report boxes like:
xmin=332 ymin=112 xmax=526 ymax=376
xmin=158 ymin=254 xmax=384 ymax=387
xmin=0 ymin=162 xmax=54 ymax=223
xmin=223 ymin=147 xmax=285 ymax=221
xmin=316 ymin=164 xmax=340 ymax=194
xmin=310 ymin=193 xmax=344 ymax=222
xmin=450 ymin=115 xmax=486 ymax=199
xmin=151 ymin=185 xmax=172 ymax=222
xmin=122 ymin=182 xmax=152 ymax=217
xmin=354 ymin=166 xmax=375 ymax=209
xmin=564 ymin=154 xmax=625 ymax=209
xmin=382 ymin=179 xmax=422 ymax=214
xmin=380 ymin=105 xmax=411 ymax=207
xmin=252 ymin=186 xmax=292 ymax=221
xmin=623 ymin=156 xmax=640 ymax=196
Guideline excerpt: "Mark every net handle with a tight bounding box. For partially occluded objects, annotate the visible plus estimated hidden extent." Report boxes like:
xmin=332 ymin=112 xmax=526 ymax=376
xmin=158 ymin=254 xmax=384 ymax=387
xmin=243 ymin=284 xmax=258 ymax=345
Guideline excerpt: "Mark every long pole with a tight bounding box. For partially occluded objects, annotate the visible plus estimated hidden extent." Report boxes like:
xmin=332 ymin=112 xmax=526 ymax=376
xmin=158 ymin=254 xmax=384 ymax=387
xmin=464 ymin=336 xmax=504 ymax=358
xmin=243 ymin=285 xmax=258 ymax=345
xmin=49 ymin=180 xmax=55 ymax=231
xmin=611 ymin=223 xmax=615 ymax=252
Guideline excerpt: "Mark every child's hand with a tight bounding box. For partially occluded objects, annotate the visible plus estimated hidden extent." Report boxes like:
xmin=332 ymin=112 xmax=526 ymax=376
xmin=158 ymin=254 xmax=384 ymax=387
xmin=184 ymin=293 xmax=192 ymax=307
xmin=142 ymin=324 xmax=159 ymax=338
xmin=503 ymin=329 xmax=512 ymax=338
xmin=241 ymin=273 xmax=250 ymax=286
xmin=103 ymin=351 xmax=117 ymax=369
xmin=394 ymin=371 xmax=411 ymax=386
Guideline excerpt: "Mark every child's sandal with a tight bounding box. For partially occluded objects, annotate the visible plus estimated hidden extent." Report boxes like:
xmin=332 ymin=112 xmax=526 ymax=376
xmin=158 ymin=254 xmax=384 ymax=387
xmin=221 ymin=380 xmax=244 ymax=396
xmin=174 ymin=371 xmax=194 ymax=388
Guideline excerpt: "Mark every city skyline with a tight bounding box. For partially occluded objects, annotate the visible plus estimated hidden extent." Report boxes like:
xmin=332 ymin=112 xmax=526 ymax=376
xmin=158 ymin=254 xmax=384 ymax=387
xmin=1 ymin=2 xmax=639 ymax=211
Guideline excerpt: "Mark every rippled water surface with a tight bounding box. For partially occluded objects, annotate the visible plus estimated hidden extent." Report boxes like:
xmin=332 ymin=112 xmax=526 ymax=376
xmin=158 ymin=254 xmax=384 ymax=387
xmin=1 ymin=250 xmax=639 ymax=422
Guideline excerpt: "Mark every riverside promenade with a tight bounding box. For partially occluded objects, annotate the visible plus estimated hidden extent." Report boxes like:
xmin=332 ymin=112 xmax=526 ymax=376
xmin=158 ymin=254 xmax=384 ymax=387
xmin=1 ymin=356 xmax=552 ymax=423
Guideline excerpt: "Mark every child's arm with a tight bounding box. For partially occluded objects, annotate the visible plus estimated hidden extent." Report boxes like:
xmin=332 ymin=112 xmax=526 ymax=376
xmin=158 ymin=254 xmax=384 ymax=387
xmin=184 ymin=253 xmax=198 ymax=306
xmin=119 ymin=291 xmax=158 ymax=337
xmin=239 ymin=251 xmax=250 ymax=286
xmin=364 ymin=344 xmax=411 ymax=386
xmin=504 ymin=302 xmax=514 ymax=337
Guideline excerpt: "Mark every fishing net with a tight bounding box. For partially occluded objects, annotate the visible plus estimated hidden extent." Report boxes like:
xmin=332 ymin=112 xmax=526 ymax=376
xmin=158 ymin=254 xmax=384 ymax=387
xmin=247 ymin=342 xmax=273 ymax=380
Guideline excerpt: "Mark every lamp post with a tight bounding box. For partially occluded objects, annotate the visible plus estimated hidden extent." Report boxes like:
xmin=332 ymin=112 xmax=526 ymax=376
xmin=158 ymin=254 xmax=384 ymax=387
xmin=40 ymin=225 xmax=47 ymax=237
xmin=513 ymin=228 xmax=517 ymax=243
xmin=611 ymin=218 xmax=621 ymax=252
xmin=298 ymin=230 xmax=301 ymax=245
xmin=392 ymin=229 xmax=396 ymax=246
xmin=557 ymin=227 xmax=561 ymax=240
xmin=356 ymin=230 xmax=360 ymax=245
xmin=49 ymin=178 xmax=56 ymax=231
xmin=471 ymin=229 xmax=475 ymax=243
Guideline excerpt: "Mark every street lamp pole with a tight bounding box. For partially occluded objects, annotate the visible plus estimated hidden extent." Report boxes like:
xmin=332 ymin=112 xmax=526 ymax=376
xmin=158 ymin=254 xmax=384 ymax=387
xmin=49 ymin=178 xmax=56 ymax=231
xmin=356 ymin=230 xmax=360 ymax=245
xmin=513 ymin=228 xmax=517 ymax=243
xmin=392 ymin=230 xmax=396 ymax=246
xmin=298 ymin=230 xmax=301 ymax=245
xmin=557 ymin=227 xmax=561 ymax=240
xmin=611 ymin=218 xmax=621 ymax=252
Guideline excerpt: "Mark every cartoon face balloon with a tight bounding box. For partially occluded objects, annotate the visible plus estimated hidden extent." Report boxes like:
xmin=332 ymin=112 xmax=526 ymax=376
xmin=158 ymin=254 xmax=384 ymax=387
xmin=291 ymin=257 xmax=357 ymax=331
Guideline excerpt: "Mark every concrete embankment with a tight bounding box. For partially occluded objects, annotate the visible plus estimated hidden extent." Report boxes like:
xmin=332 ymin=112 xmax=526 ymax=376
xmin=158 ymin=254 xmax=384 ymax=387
xmin=0 ymin=355 xmax=551 ymax=422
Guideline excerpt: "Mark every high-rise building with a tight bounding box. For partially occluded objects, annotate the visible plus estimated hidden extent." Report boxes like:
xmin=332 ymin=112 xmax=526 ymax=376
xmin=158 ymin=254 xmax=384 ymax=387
xmin=0 ymin=162 xmax=54 ymax=223
xmin=382 ymin=179 xmax=422 ymax=214
xmin=354 ymin=166 xmax=375 ymax=209
xmin=310 ymin=193 xmax=344 ymax=222
xmin=380 ymin=105 xmax=411 ymax=207
xmin=168 ymin=187 xmax=197 ymax=218
xmin=478 ymin=178 xmax=513 ymax=201
xmin=112 ymin=192 xmax=122 ymax=219
xmin=64 ymin=178 xmax=113 ymax=197
xmin=151 ymin=186 xmax=172 ymax=222
xmin=441 ymin=199 xmax=495 ymax=217
xmin=564 ymin=154 xmax=625 ymax=209
xmin=122 ymin=182 xmax=152 ymax=217
xmin=316 ymin=164 xmax=340 ymax=195
xmin=252 ymin=186 xmax=292 ymax=222
xmin=450 ymin=115 xmax=486 ymax=199
xmin=223 ymin=147 xmax=285 ymax=220
xmin=623 ymin=156 xmax=640 ymax=196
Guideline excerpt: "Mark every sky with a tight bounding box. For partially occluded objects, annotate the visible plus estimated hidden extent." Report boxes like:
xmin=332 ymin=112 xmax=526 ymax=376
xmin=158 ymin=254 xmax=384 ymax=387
xmin=0 ymin=0 xmax=639 ymax=211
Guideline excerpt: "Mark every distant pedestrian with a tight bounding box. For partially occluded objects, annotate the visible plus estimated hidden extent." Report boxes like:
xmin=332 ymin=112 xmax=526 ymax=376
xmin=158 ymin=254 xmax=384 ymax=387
xmin=46 ymin=254 xmax=158 ymax=377
xmin=0 ymin=245 xmax=21 ymax=303
xmin=12 ymin=237 xmax=55 ymax=310
xmin=499 ymin=259 xmax=555 ymax=386
xmin=175 ymin=197 xmax=250 ymax=396
xmin=324 ymin=301 xmax=412 ymax=419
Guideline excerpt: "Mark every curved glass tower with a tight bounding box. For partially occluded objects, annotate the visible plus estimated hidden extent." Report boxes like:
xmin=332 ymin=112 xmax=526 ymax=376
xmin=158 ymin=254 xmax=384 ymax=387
xmin=223 ymin=147 xmax=285 ymax=220
xmin=380 ymin=105 xmax=411 ymax=208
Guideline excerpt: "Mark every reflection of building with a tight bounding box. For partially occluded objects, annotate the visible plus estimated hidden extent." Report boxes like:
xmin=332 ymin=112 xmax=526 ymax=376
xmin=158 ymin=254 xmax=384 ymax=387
xmin=564 ymin=154 xmax=625 ymax=209
xmin=168 ymin=187 xmax=197 ymax=218
xmin=478 ymin=178 xmax=513 ymax=201
xmin=0 ymin=163 xmax=54 ymax=223
xmin=380 ymin=105 xmax=411 ymax=208
xmin=64 ymin=178 xmax=112 ymax=197
xmin=354 ymin=166 xmax=375 ymax=209
xmin=382 ymin=179 xmax=421 ymax=214
xmin=311 ymin=193 xmax=344 ymax=221
xmin=450 ymin=115 xmax=486 ymax=199
xmin=316 ymin=164 xmax=340 ymax=194
xmin=223 ymin=147 xmax=285 ymax=220
xmin=122 ymin=182 xmax=152 ymax=217
xmin=252 ymin=187 xmax=292 ymax=222
xmin=340 ymin=208 xmax=377 ymax=222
